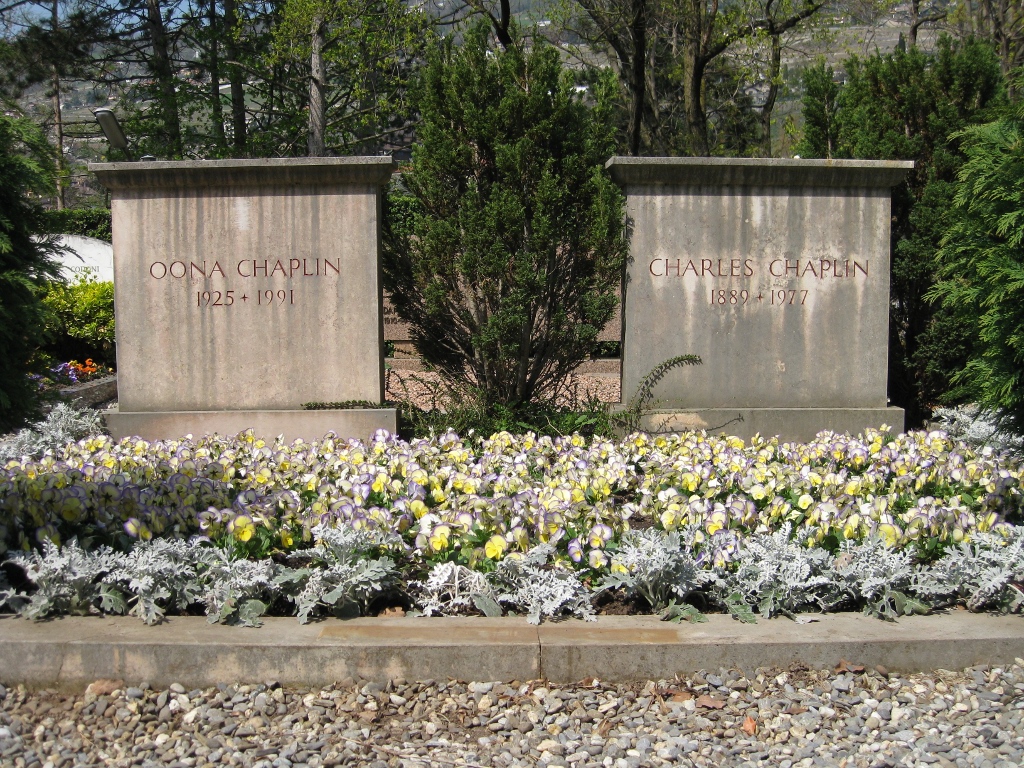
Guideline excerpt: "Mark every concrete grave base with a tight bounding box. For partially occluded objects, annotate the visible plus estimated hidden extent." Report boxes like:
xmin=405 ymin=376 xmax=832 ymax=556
xmin=103 ymin=407 xmax=397 ymax=443
xmin=616 ymin=407 xmax=905 ymax=442
xmin=59 ymin=374 xmax=118 ymax=408
xmin=1 ymin=613 xmax=1021 ymax=690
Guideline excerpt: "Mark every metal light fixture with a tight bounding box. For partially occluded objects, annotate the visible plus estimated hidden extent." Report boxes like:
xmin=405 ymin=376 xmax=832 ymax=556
xmin=93 ymin=108 xmax=133 ymax=160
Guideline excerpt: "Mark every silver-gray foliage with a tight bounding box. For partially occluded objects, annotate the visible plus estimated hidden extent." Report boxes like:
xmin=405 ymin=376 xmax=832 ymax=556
xmin=197 ymin=548 xmax=281 ymax=627
xmin=831 ymin=538 xmax=927 ymax=621
xmin=914 ymin=526 xmax=1024 ymax=612
xmin=285 ymin=523 xmax=399 ymax=623
xmin=0 ymin=404 xmax=105 ymax=462
xmin=410 ymin=561 xmax=498 ymax=617
xmin=597 ymin=529 xmax=710 ymax=611
xmin=933 ymin=405 xmax=1024 ymax=456
xmin=491 ymin=544 xmax=595 ymax=624
xmin=4 ymin=539 xmax=121 ymax=620
xmin=103 ymin=539 xmax=206 ymax=625
xmin=718 ymin=524 xmax=839 ymax=619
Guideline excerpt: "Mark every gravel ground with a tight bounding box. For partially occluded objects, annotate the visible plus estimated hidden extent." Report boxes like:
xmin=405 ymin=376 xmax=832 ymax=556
xmin=2 ymin=661 xmax=1022 ymax=768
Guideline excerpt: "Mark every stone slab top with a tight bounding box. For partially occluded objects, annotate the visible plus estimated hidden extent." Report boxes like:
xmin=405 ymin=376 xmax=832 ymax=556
xmin=605 ymin=156 xmax=914 ymax=188
xmin=89 ymin=156 xmax=395 ymax=190
xmin=1 ymin=612 xmax=1023 ymax=689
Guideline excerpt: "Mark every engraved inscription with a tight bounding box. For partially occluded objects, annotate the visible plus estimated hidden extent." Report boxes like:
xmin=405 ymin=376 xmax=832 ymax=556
xmin=654 ymin=256 xmax=868 ymax=311
xmin=152 ymin=258 xmax=332 ymax=309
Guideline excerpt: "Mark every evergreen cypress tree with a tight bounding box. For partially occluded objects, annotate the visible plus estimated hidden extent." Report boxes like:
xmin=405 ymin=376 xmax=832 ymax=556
xmin=383 ymin=23 xmax=626 ymax=408
xmin=930 ymin=97 xmax=1024 ymax=435
xmin=797 ymin=37 xmax=1004 ymax=425
xmin=0 ymin=112 xmax=61 ymax=430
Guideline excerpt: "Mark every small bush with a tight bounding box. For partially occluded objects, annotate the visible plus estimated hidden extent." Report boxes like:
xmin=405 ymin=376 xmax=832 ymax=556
xmin=40 ymin=275 xmax=115 ymax=368
xmin=33 ymin=208 xmax=112 ymax=241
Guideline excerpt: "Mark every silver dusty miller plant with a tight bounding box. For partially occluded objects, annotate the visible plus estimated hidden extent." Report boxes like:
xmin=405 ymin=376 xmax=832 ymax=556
xmin=490 ymin=544 xmax=595 ymax=624
xmin=103 ymin=538 xmax=204 ymax=625
xmin=933 ymin=405 xmax=1024 ymax=456
xmin=830 ymin=537 xmax=928 ymax=621
xmin=410 ymin=561 xmax=499 ymax=617
xmin=0 ymin=404 xmax=105 ymax=462
xmin=199 ymin=548 xmax=281 ymax=627
xmin=717 ymin=523 xmax=839 ymax=620
xmin=3 ymin=539 xmax=122 ymax=620
xmin=284 ymin=523 xmax=399 ymax=623
xmin=914 ymin=526 xmax=1024 ymax=612
xmin=597 ymin=529 xmax=710 ymax=612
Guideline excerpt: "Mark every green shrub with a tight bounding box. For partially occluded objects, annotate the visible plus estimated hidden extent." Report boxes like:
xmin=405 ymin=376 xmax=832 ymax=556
xmin=797 ymin=39 xmax=1005 ymax=425
xmin=40 ymin=275 xmax=115 ymax=368
xmin=383 ymin=22 xmax=626 ymax=411
xmin=930 ymin=97 xmax=1024 ymax=436
xmin=0 ymin=113 xmax=62 ymax=430
xmin=34 ymin=208 xmax=112 ymax=241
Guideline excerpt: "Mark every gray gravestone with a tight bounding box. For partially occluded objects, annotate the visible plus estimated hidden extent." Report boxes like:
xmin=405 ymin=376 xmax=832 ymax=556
xmin=608 ymin=157 xmax=913 ymax=441
xmin=90 ymin=158 xmax=396 ymax=442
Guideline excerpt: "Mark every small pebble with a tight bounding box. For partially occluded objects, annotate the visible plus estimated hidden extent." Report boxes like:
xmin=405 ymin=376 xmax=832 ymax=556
xmin=1 ymin=660 xmax=1021 ymax=768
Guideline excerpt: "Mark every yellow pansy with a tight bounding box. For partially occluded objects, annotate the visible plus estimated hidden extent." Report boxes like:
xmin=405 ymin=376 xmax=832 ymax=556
xmin=428 ymin=525 xmax=451 ymax=553
xmin=231 ymin=514 xmax=256 ymax=542
xmin=877 ymin=523 xmax=899 ymax=548
xmin=706 ymin=509 xmax=727 ymax=535
xmin=484 ymin=535 xmax=508 ymax=559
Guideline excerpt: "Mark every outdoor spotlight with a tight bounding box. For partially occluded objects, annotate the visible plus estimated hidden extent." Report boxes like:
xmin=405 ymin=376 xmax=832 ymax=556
xmin=93 ymin=108 xmax=133 ymax=160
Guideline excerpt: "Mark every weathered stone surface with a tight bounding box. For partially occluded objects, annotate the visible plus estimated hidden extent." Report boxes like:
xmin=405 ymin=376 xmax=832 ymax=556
xmin=90 ymin=158 xmax=394 ymax=441
xmin=103 ymin=407 xmax=396 ymax=443
xmin=632 ymin=407 xmax=905 ymax=443
xmin=608 ymin=157 xmax=913 ymax=438
xmin=60 ymin=374 xmax=117 ymax=408
xmin=2 ymin=613 xmax=1022 ymax=689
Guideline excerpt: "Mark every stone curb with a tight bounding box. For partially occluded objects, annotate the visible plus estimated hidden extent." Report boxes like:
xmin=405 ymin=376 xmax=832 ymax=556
xmin=2 ymin=613 xmax=1021 ymax=691
xmin=59 ymin=374 xmax=117 ymax=408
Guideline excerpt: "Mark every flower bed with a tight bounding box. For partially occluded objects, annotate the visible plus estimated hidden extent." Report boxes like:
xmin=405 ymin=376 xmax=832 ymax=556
xmin=0 ymin=427 xmax=1022 ymax=625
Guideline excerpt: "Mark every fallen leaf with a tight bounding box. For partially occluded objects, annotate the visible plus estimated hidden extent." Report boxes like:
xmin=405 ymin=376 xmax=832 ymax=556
xmin=786 ymin=704 xmax=808 ymax=715
xmin=596 ymin=719 xmax=612 ymax=737
xmin=695 ymin=695 xmax=725 ymax=710
xmin=670 ymin=691 xmax=694 ymax=702
xmin=580 ymin=677 xmax=596 ymax=686
xmin=741 ymin=715 xmax=757 ymax=736
xmin=835 ymin=659 xmax=865 ymax=674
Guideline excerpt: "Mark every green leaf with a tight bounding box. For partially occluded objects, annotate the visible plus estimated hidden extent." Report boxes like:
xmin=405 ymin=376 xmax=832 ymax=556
xmin=726 ymin=591 xmax=757 ymax=624
xmin=660 ymin=601 xmax=707 ymax=624
xmin=98 ymin=585 xmax=126 ymax=615
xmin=238 ymin=599 xmax=268 ymax=627
xmin=472 ymin=593 xmax=502 ymax=617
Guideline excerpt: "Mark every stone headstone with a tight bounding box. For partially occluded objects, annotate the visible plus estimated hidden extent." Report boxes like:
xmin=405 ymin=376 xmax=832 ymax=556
xmin=90 ymin=158 xmax=396 ymax=442
xmin=51 ymin=235 xmax=115 ymax=283
xmin=608 ymin=157 xmax=913 ymax=441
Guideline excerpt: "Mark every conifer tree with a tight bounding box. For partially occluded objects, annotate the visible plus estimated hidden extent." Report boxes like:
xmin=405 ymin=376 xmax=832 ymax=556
xmin=383 ymin=23 xmax=626 ymax=408
xmin=0 ymin=112 xmax=61 ymax=430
